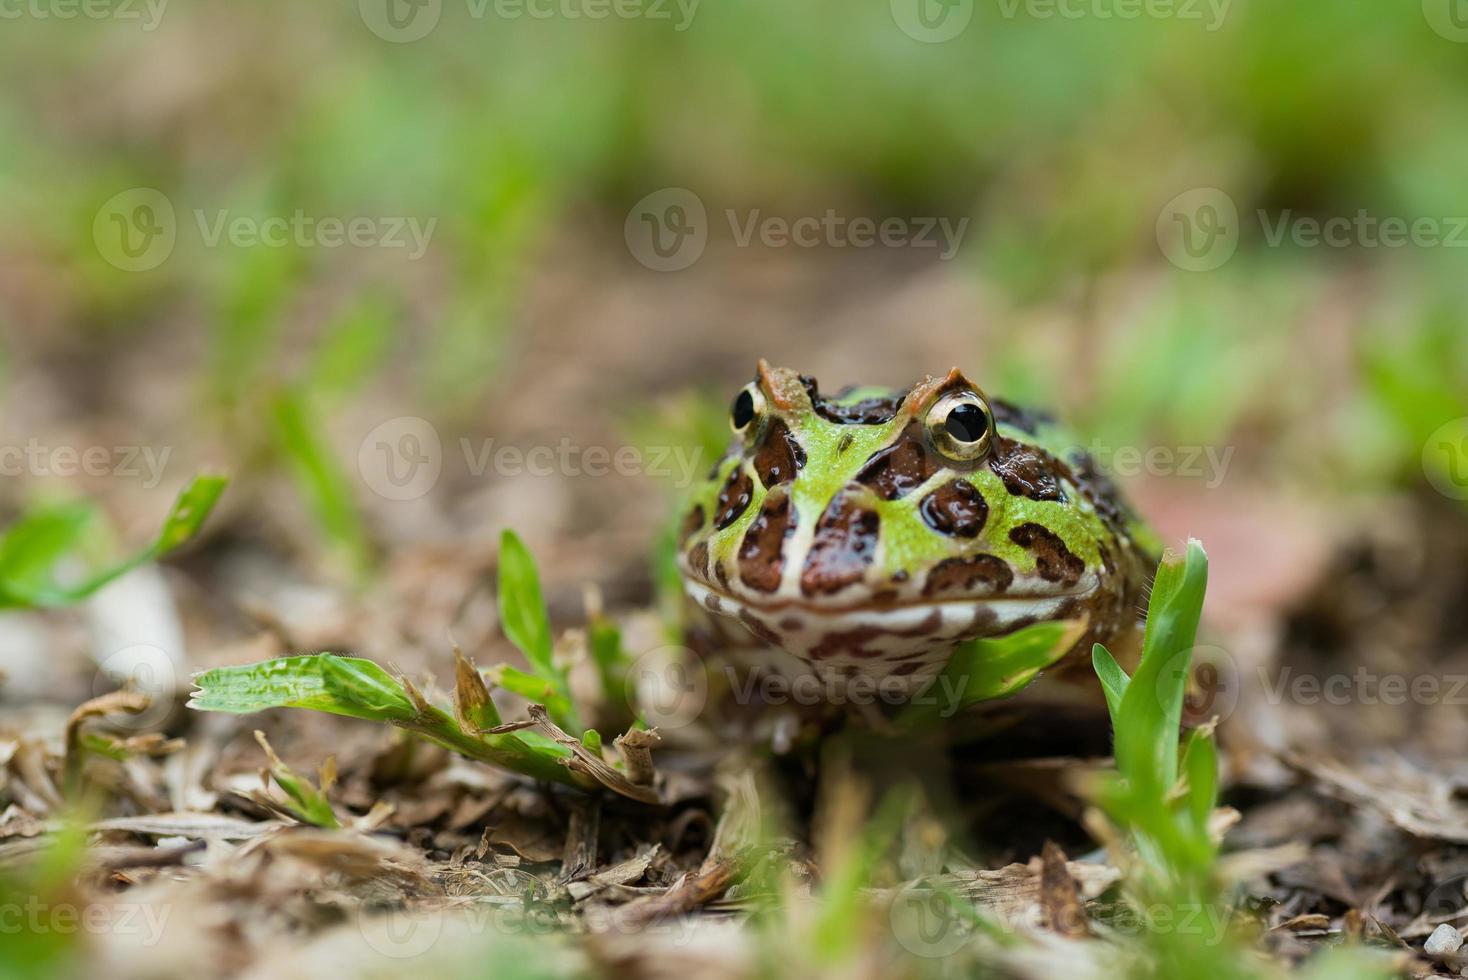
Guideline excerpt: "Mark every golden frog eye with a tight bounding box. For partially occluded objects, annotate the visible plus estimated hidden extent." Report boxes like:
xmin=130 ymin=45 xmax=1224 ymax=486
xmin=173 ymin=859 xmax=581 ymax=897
xmin=730 ymin=383 xmax=765 ymax=434
xmin=926 ymin=391 xmax=994 ymax=462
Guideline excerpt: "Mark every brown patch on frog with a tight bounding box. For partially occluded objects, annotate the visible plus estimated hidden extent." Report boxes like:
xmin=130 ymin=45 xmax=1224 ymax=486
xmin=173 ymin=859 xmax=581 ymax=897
xmin=1055 ymin=596 xmax=1087 ymax=621
xmin=737 ymin=609 xmax=783 ymax=646
xmin=855 ymin=423 xmax=940 ymax=500
xmin=922 ymin=555 xmax=1014 ymax=596
xmin=753 ymin=420 xmax=806 ymax=488
xmin=703 ymin=592 xmax=722 ymax=612
xmin=869 ymin=589 xmax=900 ymax=607
xmin=799 ymin=376 xmax=907 ymax=425
xmin=1009 ymin=523 xmax=1086 ymax=587
xmin=713 ymin=467 xmax=755 ymax=529
xmin=679 ymin=505 xmax=705 ymax=546
xmin=800 ymin=490 xmax=881 ymax=596
xmin=714 ymin=559 xmax=731 ymax=590
xmin=738 ymin=492 xmax=795 ymax=593
xmin=891 ymin=661 xmax=925 ymax=677
xmin=687 ymin=541 xmax=710 ymax=579
xmin=918 ymin=479 xmax=989 ymax=538
xmin=892 ymin=569 xmax=909 ymax=583
xmin=778 ymin=616 xmax=804 ymax=631
xmin=990 ymin=398 xmax=1054 ymax=436
xmin=988 ymin=436 xmax=1066 ymax=502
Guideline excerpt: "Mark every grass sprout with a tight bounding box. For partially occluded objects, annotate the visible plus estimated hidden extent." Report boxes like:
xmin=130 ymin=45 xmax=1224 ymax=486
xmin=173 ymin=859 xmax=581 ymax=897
xmin=0 ymin=474 xmax=227 ymax=610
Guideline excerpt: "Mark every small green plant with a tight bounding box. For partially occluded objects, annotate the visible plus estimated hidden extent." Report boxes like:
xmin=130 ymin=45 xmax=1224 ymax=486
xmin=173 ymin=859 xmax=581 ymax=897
xmin=189 ymin=530 xmax=647 ymax=799
xmin=1091 ymin=539 xmax=1215 ymax=896
xmin=0 ymin=474 xmax=228 ymax=610
xmin=1090 ymin=542 xmax=1396 ymax=979
xmin=251 ymin=731 xmax=341 ymax=828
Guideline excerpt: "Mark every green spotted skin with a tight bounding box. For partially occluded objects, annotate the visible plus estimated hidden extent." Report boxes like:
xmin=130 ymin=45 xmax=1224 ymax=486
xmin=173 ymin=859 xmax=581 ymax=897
xmin=676 ymin=362 xmax=1160 ymax=686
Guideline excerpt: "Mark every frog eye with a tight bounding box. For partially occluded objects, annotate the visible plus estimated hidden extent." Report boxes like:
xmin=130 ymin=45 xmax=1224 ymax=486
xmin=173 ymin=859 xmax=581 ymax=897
xmin=926 ymin=391 xmax=994 ymax=462
xmin=730 ymin=383 xmax=765 ymax=434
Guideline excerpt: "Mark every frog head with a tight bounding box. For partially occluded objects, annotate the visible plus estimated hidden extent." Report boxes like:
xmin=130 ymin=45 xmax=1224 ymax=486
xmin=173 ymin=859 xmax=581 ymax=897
xmin=676 ymin=361 xmax=1156 ymax=682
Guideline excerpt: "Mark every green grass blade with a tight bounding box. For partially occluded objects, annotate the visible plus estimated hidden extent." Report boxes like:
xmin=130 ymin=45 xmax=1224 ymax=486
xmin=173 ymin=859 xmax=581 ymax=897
xmin=189 ymin=654 xmax=418 ymax=723
xmin=1114 ymin=540 xmax=1208 ymax=792
xmin=497 ymin=529 xmax=554 ymax=675
xmin=151 ymin=474 xmax=230 ymax=554
xmin=1091 ymin=642 xmax=1131 ymax=730
xmin=191 ymin=654 xmax=586 ymax=789
xmin=271 ymin=389 xmax=372 ymax=576
xmin=488 ymin=664 xmax=575 ymax=725
xmin=0 ymin=502 xmax=96 ymax=607
xmin=1180 ymin=727 xmax=1219 ymax=837
xmin=496 ymin=530 xmax=582 ymax=732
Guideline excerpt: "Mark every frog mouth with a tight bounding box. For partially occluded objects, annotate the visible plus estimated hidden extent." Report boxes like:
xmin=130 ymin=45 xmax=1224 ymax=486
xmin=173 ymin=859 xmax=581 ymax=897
xmin=684 ymin=578 xmax=1097 ymax=637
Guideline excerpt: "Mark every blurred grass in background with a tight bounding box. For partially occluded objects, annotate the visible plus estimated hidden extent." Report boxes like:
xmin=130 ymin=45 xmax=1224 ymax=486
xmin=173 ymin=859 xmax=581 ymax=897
xmin=0 ymin=0 xmax=1465 ymax=549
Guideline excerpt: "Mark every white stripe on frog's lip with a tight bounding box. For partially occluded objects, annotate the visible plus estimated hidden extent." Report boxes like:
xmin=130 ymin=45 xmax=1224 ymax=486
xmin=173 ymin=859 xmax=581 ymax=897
xmin=684 ymin=578 xmax=1096 ymax=677
xmin=682 ymin=567 xmax=1101 ymax=615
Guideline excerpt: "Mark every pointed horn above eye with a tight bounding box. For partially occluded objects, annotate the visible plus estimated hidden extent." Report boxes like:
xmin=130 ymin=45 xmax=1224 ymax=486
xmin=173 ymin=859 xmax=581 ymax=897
xmin=754 ymin=360 xmax=809 ymax=410
xmin=903 ymin=367 xmax=979 ymax=413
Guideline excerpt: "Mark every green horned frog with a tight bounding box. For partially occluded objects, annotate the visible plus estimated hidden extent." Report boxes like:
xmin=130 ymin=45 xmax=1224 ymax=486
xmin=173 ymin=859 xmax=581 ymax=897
xmin=675 ymin=361 xmax=1160 ymax=697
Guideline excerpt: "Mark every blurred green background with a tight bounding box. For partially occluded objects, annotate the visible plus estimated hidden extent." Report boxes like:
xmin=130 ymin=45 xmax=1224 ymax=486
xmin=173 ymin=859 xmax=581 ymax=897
xmin=1 ymin=0 xmax=1466 ymax=584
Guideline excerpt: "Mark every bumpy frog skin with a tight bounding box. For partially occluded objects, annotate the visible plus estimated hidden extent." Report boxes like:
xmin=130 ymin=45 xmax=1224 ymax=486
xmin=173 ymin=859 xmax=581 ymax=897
xmin=676 ymin=361 xmax=1160 ymax=687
